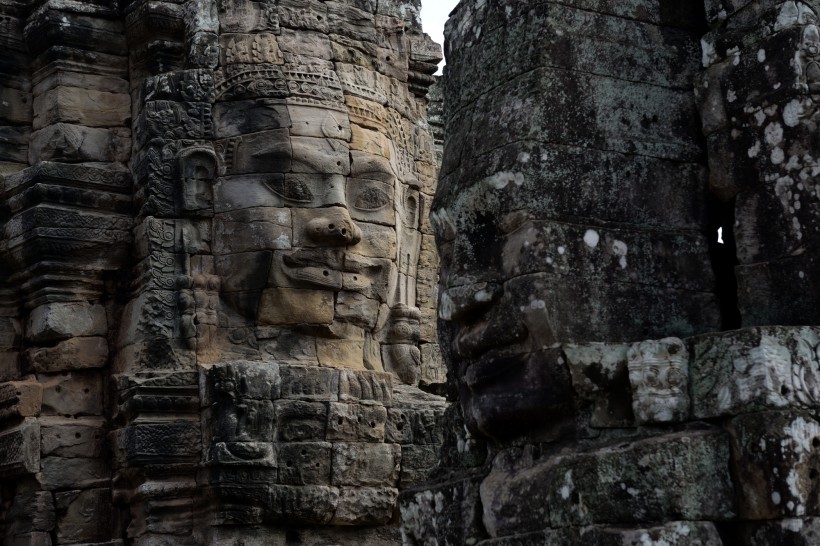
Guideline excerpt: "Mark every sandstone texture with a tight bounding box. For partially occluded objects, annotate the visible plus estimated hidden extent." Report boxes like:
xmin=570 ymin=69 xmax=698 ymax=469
xmin=0 ymin=0 xmax=445 ymax=543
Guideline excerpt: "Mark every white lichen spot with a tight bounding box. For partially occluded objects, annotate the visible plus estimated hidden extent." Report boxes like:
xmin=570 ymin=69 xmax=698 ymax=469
xmin=612 ymin=240 xmax=628 ymax=269
xmin=518 ymin=152 xmax=531 ymax=164
xmin=529 ymin=299 xmax=546 ymax=310
xmin=784 ymin=99 xmax=803 ymax=127
xmin=727 ymin=89 xmax=737 ymax=103
xmin=701 ymin=37 xmax=717 ymax=67
xmin=765 ymin=122 xmax=785 ymax=146
xmin=755 ymin=110 xmax=767 ymax=126
xmin=772 ymin=147 xmax=786 ymax=165
xmin=772 ymin=491 xmax=782 ymax=505
xmin=434 ymin=491 xmax=445 ymax=513
xmin=474 ymin=289 xmax=492 ymax=303
xmin=782 ymin=518 xmax=804 ymax=532
xmin=484 ymin=171 xmax=525 ymax=190
xmin=627 ymin=487 xmax=639 ymax=497
xmin=758 ymin=49 xmax=767 ymax=62
xmin=748 ymin=141 xmax=761 ymax=158
xmin=557 ymin=246 xmax=566 ymax=255
xmin=786 ymin=155 xmax=801 ymax=171
xmin=560 ymin=471 xmax=574 ymax=500
xmin=583 ymin=229 xmax=600 ymax=249
xmin=800 ymin=271 xmax=806 ymax=279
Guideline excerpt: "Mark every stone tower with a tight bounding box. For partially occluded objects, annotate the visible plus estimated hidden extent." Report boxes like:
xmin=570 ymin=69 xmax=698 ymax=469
xmin=402 ymin=1 xmax=820 ymax=545
xmin=0 ymin=0 xmax=445 ymax=544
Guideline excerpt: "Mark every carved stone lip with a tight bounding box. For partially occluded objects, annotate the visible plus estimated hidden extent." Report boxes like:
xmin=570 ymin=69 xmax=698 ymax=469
xmin=454 ymin=316 xmax=528 ymax=360
xmin=462 ymin=349 xmax=529 ymax=389
xmin=281 ymin=249 xmax=346 ymax=290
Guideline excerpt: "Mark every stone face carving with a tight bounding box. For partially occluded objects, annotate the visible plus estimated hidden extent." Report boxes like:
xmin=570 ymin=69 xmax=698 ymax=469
xmin=0 ymin=0 xmax=444 ymax=543
xmin=402 ymin=1 xmax=820 ymax=545
xmin=431 ymin=0 xmax=718 ymax=442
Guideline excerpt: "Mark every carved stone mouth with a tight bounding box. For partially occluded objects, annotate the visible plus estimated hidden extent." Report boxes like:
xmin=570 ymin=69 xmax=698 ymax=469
xmin=462 ymin=350 xmax=530 ymax=389
xmin=281 ymin=249 xmax=346 ymax=290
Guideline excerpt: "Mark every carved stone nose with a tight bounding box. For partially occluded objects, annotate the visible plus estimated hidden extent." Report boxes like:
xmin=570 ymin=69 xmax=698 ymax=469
xmin=306 ymin=210 xmax=362 ymax=246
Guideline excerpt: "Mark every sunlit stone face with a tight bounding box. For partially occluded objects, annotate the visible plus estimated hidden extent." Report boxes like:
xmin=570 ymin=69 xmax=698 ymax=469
xmin=206 ymin=39 xmax=427 ymax=377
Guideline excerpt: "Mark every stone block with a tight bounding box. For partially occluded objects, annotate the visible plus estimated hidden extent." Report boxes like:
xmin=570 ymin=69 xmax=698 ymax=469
xmin=40 ymin=417 xmax=106 ymax=458
xmin=206 ymin=360 xmax=281 ymax=403
xmin=728 ymin=410 xmax=820 ymax=519
xmin=331 ymin=442 xmax=400 ymax=487
xmin=0 ymin=418 xmax=40 ymax=478
xmin=268 ymin=484 xmax=339 ymax=525
xmin=33 ymin=87 xmax=130 ymax=129
xmin=38 ymin=457 xmax=109 ymax=491
xmin=288 ymin=104 xmax=351 ymax=141
xmin=0 ymin=126 xmax=30 ymax=163
xmin=5 ymin=491 xmax=55 ymax=536
xmin=258 ymin=287 xmax=334 ymax=325
xmin=400 ymin=475 xmax=489 ymax=546
xmin=385 ymin=407 xmax=412 ymax=444
xmin=481 ymin=429 xmax=735 ymax=533
xmin=332 ymin=487 xmax=398 ymax=525
xmin=209 ymin=442 xmax=276 ymax=466
xmin=29 ymin=123 xmax=130 ymax=163
xmin=218 ymin=129 xmax=291 ymax=175
xmin=576 ymin=522 xmax=724 ymax=546
xmin=338 ymin=368 xmax=392 ymax=404
xmin=400 ymin=444 xmax=439 ymax=488
xmin=213 ymin=99 xmax=290 ymax=138
xmin=55 ymin=488 xmax=111 ymax=543
xmin=39 ymin=371 xmax=103 ymax=417
xmin=326 ymin=402 xmax=387 ymax=442
xmin=738 ymin=518 xmax=820 ymax=545
xmin=350 ymin=222 xmax=397 ymax=259
xmin=280 ymin=365 xmax=339 ymax=401
xmin=26 ymin=302 xmax=107 ymax=344
xmin=316 ymin=338 xmax=366 ymax=370
xmin=277 ymin=442 xmax=332 ymax=485
xmin=563 ymin=342 xmax=634 ymax=428
xmin=0 ymin=86 xmax=31 ymax=125
xmin=25 ymin=337 xmax=109 ymax=373
xmin=419 ymin=343 xmax=445 ymax=387
xmin=0 ymin=379 xmax=42 ymax=421
xmin=691 ymin=326 xmax=820 ymax=418
xmin=121 ymin=421 xmax=201 ymax=464
xmin=213 ymin=209 xmax=292 ymax=254
xmin=274 ymin=400 xmax=328 ymax=441
xmin=627 ymin=338 xmax=690 ymax=424
xmin=212 ymin=399 xmax=275 ymax=443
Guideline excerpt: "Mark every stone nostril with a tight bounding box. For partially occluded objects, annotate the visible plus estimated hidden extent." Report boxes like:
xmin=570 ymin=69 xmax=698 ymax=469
xmin=341 ymin=228 xmax=347 ymax=235
xmin=328 ymin=224 xmax=335 ymax=230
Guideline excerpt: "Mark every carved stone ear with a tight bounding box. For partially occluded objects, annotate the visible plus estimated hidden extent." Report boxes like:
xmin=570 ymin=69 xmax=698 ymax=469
xmin=176 ymin=146 xmax=217 ymax=217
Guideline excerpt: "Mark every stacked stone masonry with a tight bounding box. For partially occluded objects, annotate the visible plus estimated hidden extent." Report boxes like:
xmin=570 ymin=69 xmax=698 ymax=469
xmin=0 ymin=0 xmax=446 ymax=544
xmin=402 ymin=1 xmax=820 ymax=546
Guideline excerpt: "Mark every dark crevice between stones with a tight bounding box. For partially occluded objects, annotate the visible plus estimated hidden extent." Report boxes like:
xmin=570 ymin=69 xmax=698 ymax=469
xmin=706 ymin=194 xmax=741 ymax=331
xmin=715 ymin=521 xmax=745 ymax=546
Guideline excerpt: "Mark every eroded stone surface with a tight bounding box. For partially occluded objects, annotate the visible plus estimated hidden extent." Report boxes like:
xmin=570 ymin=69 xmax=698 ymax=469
xmin=0 ymin=0 xmax=444 ymax=543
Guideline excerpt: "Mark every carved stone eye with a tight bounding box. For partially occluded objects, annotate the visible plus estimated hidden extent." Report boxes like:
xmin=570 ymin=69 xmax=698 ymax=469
xmin=349 ymin=181 xmax=392 ymax=211
xmin=266 ymin=178 xmax=314 ymax=203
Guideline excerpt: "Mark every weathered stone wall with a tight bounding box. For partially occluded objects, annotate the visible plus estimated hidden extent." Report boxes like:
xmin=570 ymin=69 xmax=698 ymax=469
xmin=0 ymin=0 xmax=446 ymax=544
xmin=402 ymin=1 xmax=820 ymax=545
